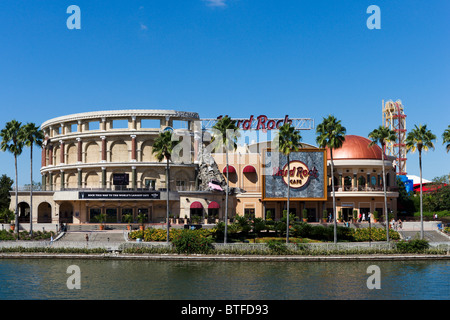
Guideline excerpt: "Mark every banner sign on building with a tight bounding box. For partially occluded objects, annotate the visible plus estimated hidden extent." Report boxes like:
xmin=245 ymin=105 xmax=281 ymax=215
xmin=262 ymin=149 xmax=327 ymax=201
xmin=78 ymin=191 xmax=160 ymax=200
xmin=112 ymin=173 xmax=130 ymax=186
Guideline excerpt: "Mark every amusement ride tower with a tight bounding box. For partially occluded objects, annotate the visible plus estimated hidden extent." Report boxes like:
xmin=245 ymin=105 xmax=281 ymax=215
xmin=382 ymin=100 xmax=407 ymax=175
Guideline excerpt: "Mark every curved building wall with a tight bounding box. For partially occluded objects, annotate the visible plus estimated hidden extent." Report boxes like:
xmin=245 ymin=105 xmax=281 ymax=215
xmin=40 ymin=110 xmax=200 ymax=192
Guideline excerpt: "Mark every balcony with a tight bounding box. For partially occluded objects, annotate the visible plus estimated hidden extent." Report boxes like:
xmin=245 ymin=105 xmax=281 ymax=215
xmin=328 ymin=186 xmax=399 ymax=192
xmin=16 ymin=181 xmax=200 ymax=193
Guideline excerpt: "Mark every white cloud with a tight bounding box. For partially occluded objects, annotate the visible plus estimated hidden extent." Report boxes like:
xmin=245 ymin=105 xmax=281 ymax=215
xmin=204 ymin=0 xmax=227 ymax=7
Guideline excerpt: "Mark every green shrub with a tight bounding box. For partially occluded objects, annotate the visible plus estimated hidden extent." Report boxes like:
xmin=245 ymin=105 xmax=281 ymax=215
xmin=265 ymin=240 xmax=291 ymax=255
xmin=171 ymin=229 xmax=213 ymax=254
xmin=0 ymin=230 xmax=55 ymax=241
xmin=396 ymin=239 xmax=430 ymax=252
xmin=353 ymin=228 xmax=400 ymax=242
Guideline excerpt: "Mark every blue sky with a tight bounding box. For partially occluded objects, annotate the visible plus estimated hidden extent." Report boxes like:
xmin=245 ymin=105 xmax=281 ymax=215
xmin=0 ymin=0 xmax=449 ymax=186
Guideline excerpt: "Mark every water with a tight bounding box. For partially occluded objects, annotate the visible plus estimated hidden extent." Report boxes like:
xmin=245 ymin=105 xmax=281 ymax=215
xmin=0 ymin=258 xmax=448 ymax=300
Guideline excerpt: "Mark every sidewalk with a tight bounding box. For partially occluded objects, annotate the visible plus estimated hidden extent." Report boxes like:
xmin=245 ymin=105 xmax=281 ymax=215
xmin=58 ymin=230 xmax=127 ymax=242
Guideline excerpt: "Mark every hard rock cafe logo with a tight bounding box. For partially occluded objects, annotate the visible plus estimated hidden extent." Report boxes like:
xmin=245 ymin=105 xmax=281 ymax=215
xmin=273 ymin=160 xmax=319 ymax=189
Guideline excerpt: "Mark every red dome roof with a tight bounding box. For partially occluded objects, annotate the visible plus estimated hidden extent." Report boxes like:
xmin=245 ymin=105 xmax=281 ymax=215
xmin=326 ymin=135 xmax=384 ymax=160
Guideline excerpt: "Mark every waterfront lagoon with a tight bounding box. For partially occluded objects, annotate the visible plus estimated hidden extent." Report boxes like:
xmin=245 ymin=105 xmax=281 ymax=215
xmin=0 ymin=259 xmax=448 ymax=300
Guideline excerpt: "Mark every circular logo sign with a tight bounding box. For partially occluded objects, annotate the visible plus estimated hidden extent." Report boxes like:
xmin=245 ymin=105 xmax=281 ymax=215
xmin=281 ymin=160 xmax=311 ymax=189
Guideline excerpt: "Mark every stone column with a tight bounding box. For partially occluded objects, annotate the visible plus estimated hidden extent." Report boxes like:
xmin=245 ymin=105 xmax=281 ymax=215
xmin=77 ymin=168 xmax=82 ymax=189
xmin=132 ymin=166 xmax=137 ymax=190
xmin=101 ymin=136 xmax=107 ymax=162
xmin=49 ymin=172 xmax=53 ymax=191
xmin=77 ymin=138 xmax=82 ymax=163
xmin=102 ymin=167 xmax=107 ymax=189
xmin=60 ymin=170 xmax=65 ymax=190
xmin=59 ymin=140 xmax=65 ymax=164
xmin=48 ymin=145 xmax=53 ymax=166
xmin=41 ymin=147 xmax=46 ymax=167
xmin=131 ymin=135 xmax=137 ymax=162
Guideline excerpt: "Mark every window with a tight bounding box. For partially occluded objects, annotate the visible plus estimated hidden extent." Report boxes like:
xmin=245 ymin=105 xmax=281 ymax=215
xmin=172 ymin=120 xmax=189 ymax=130
xmin=89 ymin=208 xmax=101 ymax=222
xmin=176 ymin=180 xmax=186 ymax=191
xmin=244 ymin=208 xmax=255 ymax=218
xmin=144 ymin=179 xmax=156 ymax=190
xmin=88 ymin=121 xmax=99 ymax=131
xmin=371 ymin=176 xmax=377 ymax=186
xmin=111 ymin=119 xmax=128 ymax=129
xmin=69 ymin=123 xmax=78 ymax=133
xmin=141 ymin=119 xmax=161 ymax=129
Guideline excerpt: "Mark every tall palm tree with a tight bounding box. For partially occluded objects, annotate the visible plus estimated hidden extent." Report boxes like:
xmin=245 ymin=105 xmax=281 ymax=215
xmin=18 ymin=123 xmax=44 ymax=237
xmin=212 ymin=116 xmax=239 ymax=244
xmin=405 ymin=124 xmax=436 ymax=239
xmin=443 ymin=125 xmax=450 ymax=153
xmin=368 ymin=125 xmax=397 ymax=242
xmin=152 ymin=130 xmax=179 ymax=243
xmin=0 ymin=120 xmax=24 ymax=237
xmin=316 ymin=115 xmax=346 ymax=244
xmin=274 ymin=123 xmax=302 ymax=243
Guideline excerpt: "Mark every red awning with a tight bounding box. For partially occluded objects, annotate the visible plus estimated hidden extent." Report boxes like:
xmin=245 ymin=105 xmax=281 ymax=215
xmin=222 ymin=166 xmax=236 ymax=173
xmin=190 ymin=201 xmax=203 ymax=209
xmin=208 ymin=201 xmax=220 ymax=209
xmin=243 ymin=165 xmax=256 ymax=173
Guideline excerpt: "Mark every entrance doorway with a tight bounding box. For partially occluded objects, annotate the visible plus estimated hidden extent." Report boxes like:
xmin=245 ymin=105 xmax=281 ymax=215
xmin=105 ymin=208 xmax=117 ymax=223
xmin=59 ymin=202 xmax=74 ymax=223
xmin=37 ymin=202 xmax=52 ymax=223
xmin=342 ymin=207 xmax=353 ymax=222
xmin=18 ymin=202 xmax=30 ymax=223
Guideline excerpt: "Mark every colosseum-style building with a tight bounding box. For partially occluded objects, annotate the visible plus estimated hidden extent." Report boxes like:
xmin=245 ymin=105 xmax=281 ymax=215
xmin=12 ymin=110 xmax=230 ymax=228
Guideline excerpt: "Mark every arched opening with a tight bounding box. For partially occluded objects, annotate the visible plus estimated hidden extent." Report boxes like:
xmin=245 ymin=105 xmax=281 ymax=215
xmin=89 ymin=208 xmax=101 ymax=222
xmin=121 ymin=207 xmax=133 ymax=223
xmin=223 ymin=166 xmax=237 ymax=185
xmin=18 ymin=202 xmax=30 ymax=223
xmin=207 ymin=201 xmax=220 ymax=223
xmin=59 ymin=202 xmax=74 ymax=223
xmin=243 ymin=165 xmax=258 ymax=191
xmin=105 ymin=208 xmax=118 ymax=223
xmin=66 ymin=143 xmax=77 ymax=164
xmin=111 ymin=141 xmax=128 ymax=162
xmin=358 ymin=176 xmax=366 ymax=191
xmin=85 ymin=142 xmax=100 ymax=163
xmin=37 ymin=202 xmax=52 ymax=223
xmin=141 ymin=140 xmax=156 ymax=162
xmin=344 ymin=176 xmax=352 ymax=191
xmin=85 ymin=172 xmax=100 ymax=189
xmin=190 ymin=201 xmax=204 ymax=224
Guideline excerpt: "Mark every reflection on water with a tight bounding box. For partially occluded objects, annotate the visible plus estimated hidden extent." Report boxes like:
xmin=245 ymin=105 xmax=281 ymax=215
xmin=0 ymin=259 xmax=448 ymax=300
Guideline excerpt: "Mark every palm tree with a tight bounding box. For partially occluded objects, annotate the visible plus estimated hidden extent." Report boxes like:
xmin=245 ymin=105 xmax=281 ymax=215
xmin=212 ymin=116 xmax=239 ymax=244
xmin=405 ymin=124 xmax=436 ymax=239
xmin=152 ymin=130 xmax=179 ymax=243
xmin=274 ymin=123 xmax=302 ymax=243
xmin=443 ymin=125 xmax=450 ymax=153
xmin=18 ymin=123 xmax=44 ymax=237
xmin=316 ymin=115 xmax=346 ymax=244
xmin=0 ymin=120 xmax=24 ymax=237
xmin=368 ymin=125 xmax=397 ymax=242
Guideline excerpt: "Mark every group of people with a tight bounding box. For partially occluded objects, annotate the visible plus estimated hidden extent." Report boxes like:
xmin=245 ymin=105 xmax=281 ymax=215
xmin=390 ymin=218 xmax=403 ymax=231
xmin=357 ymin=212 xmax=372 ymax=223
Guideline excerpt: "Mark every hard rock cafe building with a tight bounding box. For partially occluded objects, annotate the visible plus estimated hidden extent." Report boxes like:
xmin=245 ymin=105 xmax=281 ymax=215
xmin=10 ymin=110 xmax=398 ymax=230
